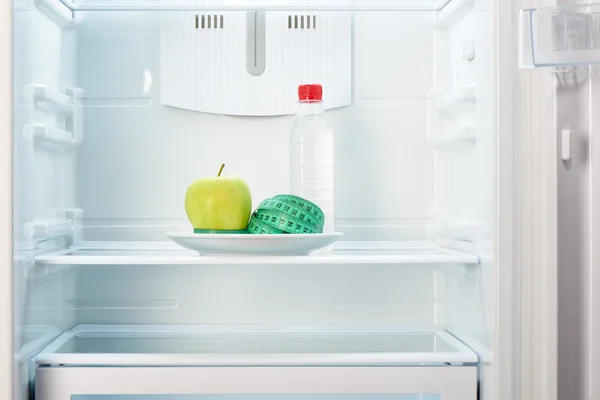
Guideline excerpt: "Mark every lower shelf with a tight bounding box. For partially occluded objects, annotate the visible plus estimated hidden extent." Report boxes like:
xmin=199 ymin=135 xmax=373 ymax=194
xmin=35 ymin=326 xmax=478 ymax=400
xmin=36 ymin=325 xmax=478 ymax=366
xmin=35 ymin=325 xmax=478 ymax=400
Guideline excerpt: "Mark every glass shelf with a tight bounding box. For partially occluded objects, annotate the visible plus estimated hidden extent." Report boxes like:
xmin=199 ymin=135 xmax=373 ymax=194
xmin=58 ymin=0 xmax=454 ymax=12
xmin=520 ymin=3 xmax=600 ymax=67
xmin=36 ymin=325 xmax=478 ymax=366
xmin=33 ymin=241 xmax=480 ymax=266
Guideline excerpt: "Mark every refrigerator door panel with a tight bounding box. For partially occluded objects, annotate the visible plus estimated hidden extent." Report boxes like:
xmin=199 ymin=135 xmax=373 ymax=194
xmin=515 ymin=1 xmax=596 ymax=400
xmin=517 ymin=64 xmax=558 ymax=400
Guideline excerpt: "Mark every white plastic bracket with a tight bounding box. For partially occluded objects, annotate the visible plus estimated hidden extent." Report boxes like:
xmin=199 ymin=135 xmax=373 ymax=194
xmin=24 ymin=209 xmax=83 ymax=244
xmin=23 ymin=86 xmax=84 ymax=149
xmin=438 ymin=85 xmax=477 ymax=115
xmin=24 ymin=220 xmax=72 ymax=242
xmin=23 ymin=125 xmax=75 ymax=148
xmin=24 ymin=84 xmax=73 ymax=114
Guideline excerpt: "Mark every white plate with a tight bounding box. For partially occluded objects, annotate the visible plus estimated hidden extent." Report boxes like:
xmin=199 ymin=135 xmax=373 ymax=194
xmin=167 ymin=232 xmax=343 ymax=256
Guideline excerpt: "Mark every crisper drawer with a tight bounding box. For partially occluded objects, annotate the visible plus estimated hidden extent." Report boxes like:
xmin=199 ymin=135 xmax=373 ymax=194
xmin=35 ymin=326 xmax=478 ymax=400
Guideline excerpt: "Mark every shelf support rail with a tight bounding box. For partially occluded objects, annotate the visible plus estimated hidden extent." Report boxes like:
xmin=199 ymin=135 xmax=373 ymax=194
xmin=23 ymin=85 xmax=84 ymax=149
xmin=24 ymin=209 xmax=83 ymax=245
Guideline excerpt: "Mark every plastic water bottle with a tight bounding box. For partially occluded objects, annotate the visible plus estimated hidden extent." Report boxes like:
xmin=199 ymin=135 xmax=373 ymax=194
xmin=289 ymin=84 xmax=334 ymax=237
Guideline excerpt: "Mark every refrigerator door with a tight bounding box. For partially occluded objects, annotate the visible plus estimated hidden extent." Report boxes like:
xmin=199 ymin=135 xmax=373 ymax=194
xmin=1 ymin=2 xmax=14 ymax=400
xmin=514 ymin=0 xmax=600 ymax=400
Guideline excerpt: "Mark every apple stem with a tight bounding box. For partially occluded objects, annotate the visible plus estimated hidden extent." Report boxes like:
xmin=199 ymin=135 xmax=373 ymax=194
xmin=218 ymin=163 xmax=225 ymax=177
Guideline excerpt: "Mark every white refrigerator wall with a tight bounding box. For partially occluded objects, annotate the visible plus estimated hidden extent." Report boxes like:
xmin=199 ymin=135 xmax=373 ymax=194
xmin=431 ymin=1 xmax=496 ymax=398
xmin=68 ymin=8 xmax=446 ymax=326
xmin=13 ymin=2 xmax=78 ymax=400
xmin=75 ymin=10 xmax=439 ymax=243
xmin=13 ymin=1 xmax=78 ymax=324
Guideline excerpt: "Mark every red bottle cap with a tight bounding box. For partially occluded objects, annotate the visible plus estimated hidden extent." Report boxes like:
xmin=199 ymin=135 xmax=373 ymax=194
xmin=298 ymin=84 xmax=323 ymax=101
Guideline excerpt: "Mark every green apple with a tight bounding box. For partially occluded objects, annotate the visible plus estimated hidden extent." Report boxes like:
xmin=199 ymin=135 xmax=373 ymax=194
xmin=185 ymin=164 xmax=252 ymax=231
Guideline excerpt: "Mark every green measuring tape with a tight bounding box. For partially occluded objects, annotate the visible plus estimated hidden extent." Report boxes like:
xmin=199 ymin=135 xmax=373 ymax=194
xmin=246 ymin=195 xmax=325 ymax=235
xmin=251 ymin=209 xmax=322 ymax=234
xmin=258 ymin=194 xmax=325 ymax=228
xmin=246 ymin=214 xmax=285 ymax=235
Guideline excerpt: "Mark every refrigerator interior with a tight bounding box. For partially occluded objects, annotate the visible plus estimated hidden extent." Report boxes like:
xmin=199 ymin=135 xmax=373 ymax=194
xmin=12 ymin=0 xmax=496 ymax=398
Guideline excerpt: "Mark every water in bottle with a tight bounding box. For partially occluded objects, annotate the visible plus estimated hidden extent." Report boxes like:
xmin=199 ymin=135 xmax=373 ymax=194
xmin=289 ymin=84 xmax=335 ymax=239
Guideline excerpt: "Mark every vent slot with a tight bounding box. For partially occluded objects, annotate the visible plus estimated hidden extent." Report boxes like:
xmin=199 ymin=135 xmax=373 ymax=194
xmin=196 ymin=14 xmax=224 ymax=30
xmin=288 ymin=14 xmax=317 ymax=30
